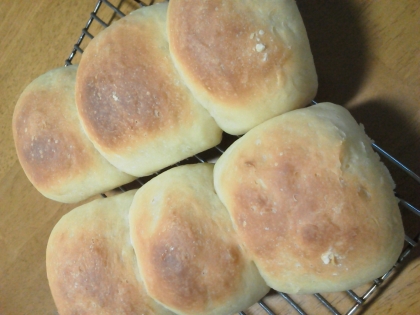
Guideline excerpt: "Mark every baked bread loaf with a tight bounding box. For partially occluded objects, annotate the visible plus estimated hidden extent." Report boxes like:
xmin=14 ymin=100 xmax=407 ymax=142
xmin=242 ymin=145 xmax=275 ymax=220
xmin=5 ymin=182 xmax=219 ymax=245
xmin=46 ymin=190 xmax=175 ymax=315
xmin=129 ymin=163 xmax=270 ymax=315
xmin=12 ymin=65 xmax=135 ymax=203
xmin=167 ymin=0 xmax=318 ymax=135
xmin=75 ymin=3 xmax=222 ymax=177
xmin=47 ymin=164 xmax=269 ymax=315
xmin=214 ymin=103 xmax=405 ymax=294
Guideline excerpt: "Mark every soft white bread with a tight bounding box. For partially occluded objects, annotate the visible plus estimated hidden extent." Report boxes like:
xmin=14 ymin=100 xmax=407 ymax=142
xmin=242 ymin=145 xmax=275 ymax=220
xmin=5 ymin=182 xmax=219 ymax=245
xmin=75 ymin=3 xmax=222 ymax=177
xmin=46 ymin=191 xmax=175 ymax=315
xmin=12 ymin=66 xmax=135 ymax=203
xmin=167 ymin=0 xmax=318 ymax=135
xmin=214 ymin=103 xmax=404 ymax=294
xmin=129 ymin=163 xmax=270 ymax=315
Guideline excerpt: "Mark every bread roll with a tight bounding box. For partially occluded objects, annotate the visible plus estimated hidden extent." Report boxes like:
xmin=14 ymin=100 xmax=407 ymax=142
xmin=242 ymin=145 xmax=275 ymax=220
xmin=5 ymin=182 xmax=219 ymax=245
xmin=167 ymin=0 xmax=318 ymax=135
xmin=129 ymin=163 xmax=270 ymax=315
xmin=12 ymin=66 xmax=135 ymax=203
xmin=214 ymin=103 xmax=404 ymax=294
xmin=75 ymin=3 xmax=222 ymax=177
xmin=46 ymin=190 xmax=175 ymax=315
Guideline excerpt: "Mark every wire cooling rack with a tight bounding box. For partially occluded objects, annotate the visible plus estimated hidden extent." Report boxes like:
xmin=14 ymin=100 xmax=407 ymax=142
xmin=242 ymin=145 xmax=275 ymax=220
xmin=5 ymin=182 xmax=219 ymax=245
xmin=65 ymin=1 xmax=420 ymax=314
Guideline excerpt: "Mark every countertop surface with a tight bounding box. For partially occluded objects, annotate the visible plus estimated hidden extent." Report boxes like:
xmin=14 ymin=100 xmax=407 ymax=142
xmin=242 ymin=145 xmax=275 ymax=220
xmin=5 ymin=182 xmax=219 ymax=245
xmin=1 ymin=0 xmax=419 ymax=314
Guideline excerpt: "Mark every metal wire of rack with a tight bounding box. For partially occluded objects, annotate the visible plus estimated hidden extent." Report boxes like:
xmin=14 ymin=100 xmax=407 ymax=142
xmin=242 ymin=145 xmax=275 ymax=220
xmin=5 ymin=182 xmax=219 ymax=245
xmin=65 ymin=1 xmax=420 ymax=314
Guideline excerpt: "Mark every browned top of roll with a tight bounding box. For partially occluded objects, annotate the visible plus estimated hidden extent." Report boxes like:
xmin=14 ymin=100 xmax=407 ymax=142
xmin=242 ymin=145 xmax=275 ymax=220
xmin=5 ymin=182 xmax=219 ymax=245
xmin=214 ymin=103 xmax=404 ymax=294
xmin=76 ymin=11 xmax=186 ymax=152
xmin=46 ymin=191 xmax=174 ymax=315
xmin=130 ymin=164 xmax=269 ymax=315
xmin=12 ymin=66 xmax=134 ymax=203
xmin=169 ymin=0 xmax=287 ymax=102
xmin=13 ymin=66 xmax=88 ymax=188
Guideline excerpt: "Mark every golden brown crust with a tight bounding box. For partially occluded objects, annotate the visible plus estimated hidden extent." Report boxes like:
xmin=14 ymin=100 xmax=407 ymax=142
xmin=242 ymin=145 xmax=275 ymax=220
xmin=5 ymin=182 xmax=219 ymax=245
xmin=46 ymin=191 xmax=174 ymax=315
xmin=129 ymin=164 xmax=269 ymax=315
xmin=76 ymin=15 xmax=183 ymax=151
xmin=214 ymin=103 xmax=405 ymax=294
xmin=145 ymin=201 xmax=244 ymax=311
xmin=14 ymin=86 xmax=89 ymax=188
xmin=168 ymin=0 xmax=318 ymax=134
xmin=12 ymin=66 xmax=134 ymax=203
xmin=168 ymin=1 xmax=288 ymax=102
xmin=76 ymin=4 xmax=222 ymax=176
